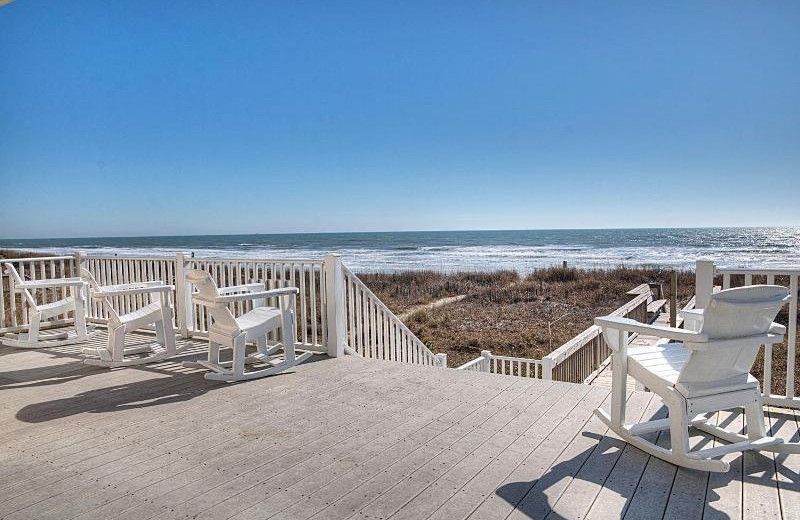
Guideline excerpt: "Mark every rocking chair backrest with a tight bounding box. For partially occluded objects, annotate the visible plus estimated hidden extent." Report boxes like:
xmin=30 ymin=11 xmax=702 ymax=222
xmin=677 ymin=285 xmax=791 ymax=385
xmin=185 ymin=269 xmax=240 ymax=334
xmin=4 ymin=263 xmax=37 ymax=309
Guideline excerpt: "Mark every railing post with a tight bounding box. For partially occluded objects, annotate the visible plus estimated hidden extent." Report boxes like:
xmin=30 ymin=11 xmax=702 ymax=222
xmin=175 ymin=252 xmax=192 ymax=338
xmin=541 ymin=357 xmax=553 ymax=380
xmin=435 ymin=352 xmax=448 ymax=368
xmin=481 ymin=350 xmax=492 ymax=373
xmin=73 ymin=250 xmax=88 ymax=276
xmin=695 ymin=258 xmax=715 ymax=310
xmin=323 ymin=254 xmax=346 ymax=358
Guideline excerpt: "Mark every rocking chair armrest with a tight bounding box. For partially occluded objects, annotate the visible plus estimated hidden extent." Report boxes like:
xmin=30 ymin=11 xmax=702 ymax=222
xmin=217 ymin=283 xmax=265 ymax=295
xmin=212 ymin=287 xmax=299 ymax=304
xmin=594 ymin=316 xmax=709 ymax=343
xmin=94 ymin=284 xmax=174 ymax=297
xmin=769 ymin=322 xmax=786 ymax=335
xmin=15 ymin=277 xmax=86 ymax=289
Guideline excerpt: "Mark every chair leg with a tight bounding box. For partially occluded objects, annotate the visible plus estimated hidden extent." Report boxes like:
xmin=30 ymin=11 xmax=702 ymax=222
xmin=745 ymin=394 xmax=769 ymax=440
xmin=232 ymin=334 xmax=247 ymax=377
xmin=208 ymin=341 xmax=220 ymax=365
xmin=155 ymin=319 xmax=166 ymax=346
xmin=110 ymin=325 xmax=126 ymax=362
xmin=27 ymin=313 xmax=42 ymax=346
xmin=255 ymin=335 xmax=268 ymax=357
xmin=666 ymin=397 xmax=691 ymax=456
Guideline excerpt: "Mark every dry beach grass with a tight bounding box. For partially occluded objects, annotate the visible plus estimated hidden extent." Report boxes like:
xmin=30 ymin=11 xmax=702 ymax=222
xmin=361 ymin=266 xmax=696 ymax=367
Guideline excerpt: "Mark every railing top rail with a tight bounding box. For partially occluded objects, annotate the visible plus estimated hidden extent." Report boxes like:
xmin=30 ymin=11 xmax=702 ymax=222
xmin=544 ymin=325 xmax=602 ymax=364
xmin=186 ymin=257 xmax=323 ymax=264
xmin=544 ymin=290 xmax=651 ymax=364
xmin=609 ymin=291 xmax=651 ymax=316
xmin=490 ymin=354 xmax=543 ymax=364
xmin=715 ymin=266 xmax=800 ymax=276
xmin=1 ymin=255 xmax=75 ymax=263
xmin=456 ymin=357 xmax=485 ymax=370
xmin=86 ymin=255 xmax=176 ymax=261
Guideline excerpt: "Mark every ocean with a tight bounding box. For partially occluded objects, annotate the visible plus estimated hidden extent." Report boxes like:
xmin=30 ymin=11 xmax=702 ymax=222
xmin=1 ymin=227 xmax=798 ymax=273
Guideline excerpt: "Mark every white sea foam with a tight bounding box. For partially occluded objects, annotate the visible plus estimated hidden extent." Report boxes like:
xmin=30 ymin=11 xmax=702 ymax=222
xmin=4 ymin=228 xmax=798 ymax=273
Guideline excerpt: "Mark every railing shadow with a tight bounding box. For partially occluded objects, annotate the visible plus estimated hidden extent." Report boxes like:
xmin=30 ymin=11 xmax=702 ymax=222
xmin=495 ymin=417 xmax=796 ymax=520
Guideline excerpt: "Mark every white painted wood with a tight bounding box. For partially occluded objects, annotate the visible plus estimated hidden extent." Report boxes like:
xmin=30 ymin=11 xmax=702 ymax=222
xmin=323 ymin=254 xmax=346 ymax=358
xmin=79 ymin=267 xmax=185 ymax=367
xmin=695 ymin=258 xmax=715 ymax=310
xmin=595 ymin=284 xmax=792 ymax=472
xmin=341 ymin=266 xmax=441 ymax=367
xmin=0 ymin=262 xmax=96 ymax=348
xmin=182 ymin=269 xmax=311 ymax=382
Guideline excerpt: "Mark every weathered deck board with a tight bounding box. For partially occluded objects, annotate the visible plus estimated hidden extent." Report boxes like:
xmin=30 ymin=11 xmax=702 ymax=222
xmin=1 ymin=330 xmax=798 ymax=520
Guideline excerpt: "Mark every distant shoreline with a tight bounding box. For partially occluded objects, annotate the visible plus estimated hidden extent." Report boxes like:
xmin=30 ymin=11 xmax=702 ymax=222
xmin=1 ymin=226 xmax=798 ymax=272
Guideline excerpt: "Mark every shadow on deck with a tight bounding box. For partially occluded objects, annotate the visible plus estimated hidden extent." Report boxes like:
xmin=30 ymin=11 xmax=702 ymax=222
xmin=0 ymin=330 xmax=798 ymax=520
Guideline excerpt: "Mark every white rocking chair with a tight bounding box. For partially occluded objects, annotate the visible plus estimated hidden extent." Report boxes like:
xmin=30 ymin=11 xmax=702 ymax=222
xmin=182 ymin=269 xmax=312 ymax=382
xmin=1 ymin=263 xmax=96 ymax=348
xmin=79 ymin=268 xmax=185 ymax=367
xmin=594 ymin=285 xmax=791 ymax=472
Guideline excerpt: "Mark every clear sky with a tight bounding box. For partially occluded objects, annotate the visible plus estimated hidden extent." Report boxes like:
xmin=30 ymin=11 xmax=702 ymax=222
xmin=1 ymin=1 xmax=799 ymax=239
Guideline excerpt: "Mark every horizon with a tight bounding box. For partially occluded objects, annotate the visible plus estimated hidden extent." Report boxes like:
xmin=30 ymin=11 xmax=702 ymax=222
xmin=2 ymin=1 xmax=799 ymax=238
xmin=2 ymin=224 xmax=799 ymax=243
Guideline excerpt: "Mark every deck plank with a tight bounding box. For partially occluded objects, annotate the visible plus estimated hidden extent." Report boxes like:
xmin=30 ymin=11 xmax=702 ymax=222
xmin=583 ymin=393 xmax=666 ymax=520
xmin=703 ymin=410 xmax=745 ymax=520
xmin=0 ymin=331 xmax=797 ymax=520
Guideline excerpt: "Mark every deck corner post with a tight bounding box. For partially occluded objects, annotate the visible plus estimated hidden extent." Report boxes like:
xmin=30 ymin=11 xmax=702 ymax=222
xmin=435 ymin=352 xmax=448 ymax=368
xmin=323 ymin=254 xmax=346 ymax=358
xmin=175 ymin=252 xmax=192 ymax=338
xmin=695 ymin=258 xmax=715 ymax=310
xmin=73 ymin=250 xmax=88 ymax=277
xmin=541 ymin=357 xmax=553 ymax=380
xmin=481 ymin=350 xmax=492 ymax=372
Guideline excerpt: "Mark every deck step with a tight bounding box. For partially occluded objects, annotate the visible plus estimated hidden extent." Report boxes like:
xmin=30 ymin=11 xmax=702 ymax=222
xmin=647 ymin=299 xmax=667 ymax=314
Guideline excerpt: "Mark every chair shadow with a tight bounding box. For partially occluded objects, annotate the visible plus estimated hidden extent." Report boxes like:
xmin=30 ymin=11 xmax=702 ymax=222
xmin=9 ymin=345 xmax=325 ymax=423
xmin=15 ymin=371 xmax=225 ymax=423
xmin=494 ymin=413 xmax=795 ymax=520
xmin=0 ymin=360 xmax=103 ymax=389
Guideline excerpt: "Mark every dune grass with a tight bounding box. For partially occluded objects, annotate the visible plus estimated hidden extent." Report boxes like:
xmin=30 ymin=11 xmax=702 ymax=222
xmin=362 ymin=266 xmax=696 ymax=368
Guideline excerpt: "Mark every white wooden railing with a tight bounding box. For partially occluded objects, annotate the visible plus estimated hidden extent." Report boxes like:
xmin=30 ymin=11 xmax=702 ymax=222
xmin=341 ymin=265 xmax=446 ymax=367
xmin=456 ymin=350 xmax=543 ymax=378
xmin=696 ymin=259 xmax=799 ymax=409
xmin=1 ymin=251 xmax=442 ymax=364
xmin=541 ymin=289 xmax=652 ymax=383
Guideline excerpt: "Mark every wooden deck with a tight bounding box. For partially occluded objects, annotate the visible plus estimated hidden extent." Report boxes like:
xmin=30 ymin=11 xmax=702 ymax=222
xmin=1 ymin=331 xmax=799 ymax=520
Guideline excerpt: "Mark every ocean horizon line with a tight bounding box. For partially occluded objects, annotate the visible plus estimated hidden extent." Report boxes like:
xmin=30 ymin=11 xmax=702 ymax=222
xmin=2 ymin=225 xmax=797 ymax=243
xmin=1 ymin=227 xmax=798 ymax=273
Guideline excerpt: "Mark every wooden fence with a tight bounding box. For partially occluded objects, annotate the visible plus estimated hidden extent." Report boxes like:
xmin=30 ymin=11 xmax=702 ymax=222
xmin=456 ymin=350 xmax=543 ymax=378
xmin=539 ymin=290 xmax=651 ymax=383
xmin=342 ymin=266 xmax=445 ymax=367
xmin=455 ymin=287 xmax=653 ymax=382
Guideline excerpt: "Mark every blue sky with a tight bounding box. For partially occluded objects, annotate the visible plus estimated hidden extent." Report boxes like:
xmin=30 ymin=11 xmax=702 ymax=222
xmin=1 ymin=1 xmax=799 ymax=238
